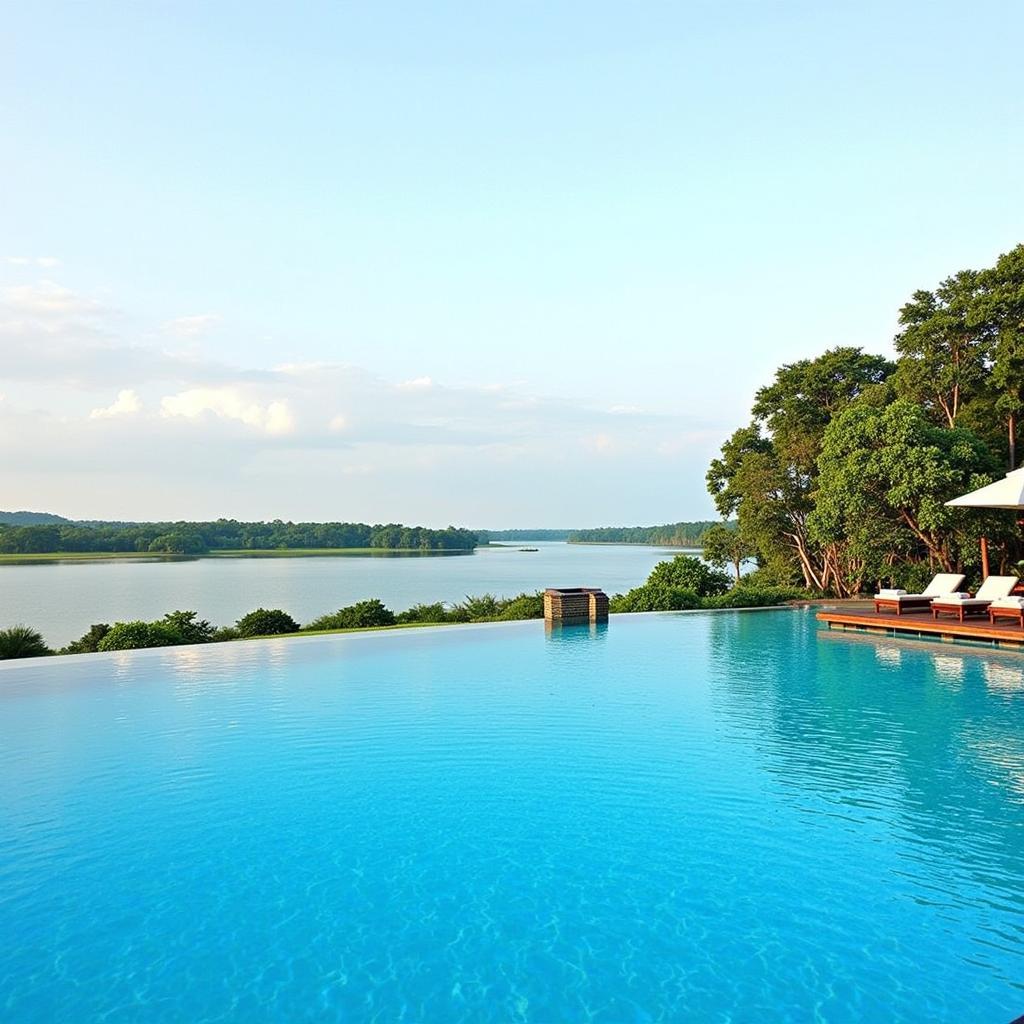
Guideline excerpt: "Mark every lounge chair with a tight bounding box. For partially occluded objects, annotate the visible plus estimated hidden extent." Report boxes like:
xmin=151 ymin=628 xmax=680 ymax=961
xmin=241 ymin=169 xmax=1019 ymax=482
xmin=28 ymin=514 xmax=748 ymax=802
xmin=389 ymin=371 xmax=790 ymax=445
xmin=931 ymin=576 xmax=1019 ymax=623
xmin=873 ymin=573 xmax=966 ymax=615
xmin=988 ymin=595 xmax=1024 ymax=628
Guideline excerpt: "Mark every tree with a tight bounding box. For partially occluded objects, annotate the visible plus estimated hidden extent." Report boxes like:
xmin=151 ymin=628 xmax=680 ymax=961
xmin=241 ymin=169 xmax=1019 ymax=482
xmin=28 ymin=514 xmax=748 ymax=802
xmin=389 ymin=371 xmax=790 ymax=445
xmin=892 ymin=269 xmax=991 ymax=428
xmin=976 ymin=244 xmax=1024 ymax=468
xmin=751 ymin=347 xmax=894 ymax=472
xmin=234 ymin=608 xmax=300 ymax=637
xmin=707 ymin=347 xmax=894 ymax=592
xmin=810 ymin=399 xmax=1000 ymax=586
xmin=0 ymin=625 xmax=51 ymax=659
xmin=699 ymin=523 xmax=754 ymax=582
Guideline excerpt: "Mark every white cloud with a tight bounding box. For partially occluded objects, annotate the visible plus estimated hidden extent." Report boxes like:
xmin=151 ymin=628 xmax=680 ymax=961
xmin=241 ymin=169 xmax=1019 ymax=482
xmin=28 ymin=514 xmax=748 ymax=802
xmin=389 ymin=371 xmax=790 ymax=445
xmin=90 ymin=389 xmax=142 ymax=419
xmin=163 ymin=313 xmax=220 ymax=337
xmin=0 ymin=282 xmax=263 ymax=388
xmin=0 ymin=279 xmax=724 ymax=520
xmin=6 ymin=256 xmax=61 ymax=268
xmin=160 ymin=387 xmax=295 ymax=436
xmin=2 ymin=280 xmax=101 ymax=317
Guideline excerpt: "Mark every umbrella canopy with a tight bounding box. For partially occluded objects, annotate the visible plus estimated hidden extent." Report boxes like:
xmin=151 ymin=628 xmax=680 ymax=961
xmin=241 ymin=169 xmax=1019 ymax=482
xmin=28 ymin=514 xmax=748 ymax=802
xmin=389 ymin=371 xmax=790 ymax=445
xmin=946 ymin=467 xmax=1024 ymax=510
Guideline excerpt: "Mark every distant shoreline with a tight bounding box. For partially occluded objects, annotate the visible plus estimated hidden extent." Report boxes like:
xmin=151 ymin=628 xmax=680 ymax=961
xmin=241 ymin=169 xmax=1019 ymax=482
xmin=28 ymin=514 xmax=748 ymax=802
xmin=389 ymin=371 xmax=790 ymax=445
xmin=0 ymin=547 xmax=477 ymax=565
xmin=567 ymin=541 xmax=702 ymax=548
xmin=0 ymin=541 xmax=706 ymax=565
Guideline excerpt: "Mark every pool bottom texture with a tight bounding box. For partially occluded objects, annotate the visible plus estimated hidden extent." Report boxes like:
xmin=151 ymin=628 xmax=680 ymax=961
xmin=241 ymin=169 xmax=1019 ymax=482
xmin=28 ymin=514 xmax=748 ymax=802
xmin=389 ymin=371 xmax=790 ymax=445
xmin=1 ymin=609 xmax=1022 ymax=1023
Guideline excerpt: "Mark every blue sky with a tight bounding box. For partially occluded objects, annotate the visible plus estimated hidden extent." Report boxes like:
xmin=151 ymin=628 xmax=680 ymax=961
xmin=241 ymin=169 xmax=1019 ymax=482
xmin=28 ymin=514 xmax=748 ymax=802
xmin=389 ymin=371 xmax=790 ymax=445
xmin=2 ymin=1 xmax=1022 ymax=525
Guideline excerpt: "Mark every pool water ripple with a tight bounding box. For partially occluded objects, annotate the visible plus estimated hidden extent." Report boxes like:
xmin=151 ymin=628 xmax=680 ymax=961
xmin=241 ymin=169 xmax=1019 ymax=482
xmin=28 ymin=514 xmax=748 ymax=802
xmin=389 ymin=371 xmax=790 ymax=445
xmin=1 ymin=611 xmax=1023 ymax=1022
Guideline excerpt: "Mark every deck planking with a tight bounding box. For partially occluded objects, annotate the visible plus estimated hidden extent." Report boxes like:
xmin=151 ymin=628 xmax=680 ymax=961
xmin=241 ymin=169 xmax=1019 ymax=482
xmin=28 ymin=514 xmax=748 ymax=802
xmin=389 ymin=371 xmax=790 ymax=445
xmin=816 ymin=608 xmax=1024 ymax=648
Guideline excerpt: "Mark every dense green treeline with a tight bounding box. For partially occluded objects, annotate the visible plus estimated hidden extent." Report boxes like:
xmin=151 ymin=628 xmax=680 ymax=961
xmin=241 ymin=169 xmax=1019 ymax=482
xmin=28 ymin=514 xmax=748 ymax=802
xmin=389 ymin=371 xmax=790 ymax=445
xmin=0 ymin=519 xmax=478 ymax=555
xmin=568 ymin=522 xmax=722 ymax=546
xmin=707 ymin=243 xmax=1024 ymax=597
xmin=477 ymin=529 xmax=571 ymax=542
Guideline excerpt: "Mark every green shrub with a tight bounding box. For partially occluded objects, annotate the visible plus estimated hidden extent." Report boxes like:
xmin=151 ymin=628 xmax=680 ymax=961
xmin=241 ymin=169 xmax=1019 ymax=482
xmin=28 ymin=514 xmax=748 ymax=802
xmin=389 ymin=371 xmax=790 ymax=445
xmin=211 ymin=626 xmax=241 ymax=641
xmin=234 ymin=608 xmax=300 ymax=637
xmin=60 ymin=623 xmax=111 ymax=655
xmin=497 ymin=592 xmax=545 ymax=620
xmin=610 ymin=585 xmax=704 ymax=613
xmin=740 ymin=563 xmax=803 ymax=590
xmin=704 ymin=585 xmax=807 ymax=608
xmin=646 ymin=555 xmax=730 ymax=597
xmin=453 ymin=594 xmax=503 ymax=621
xmin=97 ymin=620 xmax=181 ymax=651
xmin=305 ymin=599 xmax=396 ymax=631
xmin=160 ymin=610 xmax=215 ymax=644
xmin=395 ymin=602 xmax=451 ymax=624
xmin=0 ymin=625 xmax=51 ymax=659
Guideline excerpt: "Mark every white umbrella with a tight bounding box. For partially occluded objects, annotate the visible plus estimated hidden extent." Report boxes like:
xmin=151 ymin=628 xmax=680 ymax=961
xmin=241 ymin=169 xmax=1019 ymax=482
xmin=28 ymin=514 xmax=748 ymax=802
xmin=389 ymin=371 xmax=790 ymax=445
xmin=945 ymin=467 xmax=1024 ymax=576
xmin=946 ymin=467 xmax=1024 ymax=510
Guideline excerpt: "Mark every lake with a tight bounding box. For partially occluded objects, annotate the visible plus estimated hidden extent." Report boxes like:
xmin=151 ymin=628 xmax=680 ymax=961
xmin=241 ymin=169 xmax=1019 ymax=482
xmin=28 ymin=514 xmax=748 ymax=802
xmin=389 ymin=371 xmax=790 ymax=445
xmin=0 ymin=541 xmax=694 ymax=647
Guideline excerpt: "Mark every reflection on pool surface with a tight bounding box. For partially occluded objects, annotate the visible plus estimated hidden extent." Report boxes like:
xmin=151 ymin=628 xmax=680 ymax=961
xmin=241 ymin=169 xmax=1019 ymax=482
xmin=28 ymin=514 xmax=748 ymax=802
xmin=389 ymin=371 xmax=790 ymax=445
xmin=1 ymin=609 xmax=1022 ymax=1022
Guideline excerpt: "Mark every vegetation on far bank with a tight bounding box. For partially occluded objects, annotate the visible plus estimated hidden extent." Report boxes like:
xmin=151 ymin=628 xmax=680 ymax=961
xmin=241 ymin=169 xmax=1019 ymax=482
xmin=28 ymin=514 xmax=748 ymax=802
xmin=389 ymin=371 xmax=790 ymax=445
xmin=0 ymin=547 xmax=481 ymax=564
xmin=0 ymin=556 xmax=805 ymax=660
xmin=704 ymin=243 xmax=1024 ymax=598
xmin=0 ymin=520 xmax=478 ymax=557
xmin=568 ymin=522 xmax=722 ymax=546
xmin=479 ymin=523 xmax=731 ymax=547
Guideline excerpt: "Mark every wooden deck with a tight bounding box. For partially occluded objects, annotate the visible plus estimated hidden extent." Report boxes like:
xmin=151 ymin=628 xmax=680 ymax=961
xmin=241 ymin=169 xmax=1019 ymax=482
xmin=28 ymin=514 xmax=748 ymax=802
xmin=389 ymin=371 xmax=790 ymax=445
xmin=816 ymin=606 xmax=1024 ymax=649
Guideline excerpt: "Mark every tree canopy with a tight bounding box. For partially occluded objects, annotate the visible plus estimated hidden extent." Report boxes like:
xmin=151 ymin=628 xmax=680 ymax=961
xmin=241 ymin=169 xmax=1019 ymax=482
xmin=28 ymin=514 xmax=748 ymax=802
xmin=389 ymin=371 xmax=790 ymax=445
xmin=706 ymin=243 xmax=1024 ymax=595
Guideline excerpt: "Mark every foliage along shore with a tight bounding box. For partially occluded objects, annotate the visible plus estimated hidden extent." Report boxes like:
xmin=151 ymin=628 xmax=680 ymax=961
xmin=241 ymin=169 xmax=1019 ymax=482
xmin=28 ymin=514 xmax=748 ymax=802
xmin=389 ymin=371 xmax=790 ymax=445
xmin=0 ymin=520 xmax=478 ymax=556
xmin=0 ymin=556 xmax=805 ymax=659
xmin=1 ymin=520 xmax=732 ymax=558
xmin=0 ymin=547 xmax=477 ymax=564
xmin=477 ymin=524 xmax=725 ymax=546
xmin=706 ymin=243 xmax=1024 ymax=598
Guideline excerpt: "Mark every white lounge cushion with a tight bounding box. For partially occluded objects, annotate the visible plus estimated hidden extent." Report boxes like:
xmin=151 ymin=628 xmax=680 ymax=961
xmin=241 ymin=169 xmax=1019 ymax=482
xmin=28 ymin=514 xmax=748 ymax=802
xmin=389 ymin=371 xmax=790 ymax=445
xmin=975 ymin=576 xmax=1019 ymax=601
xmin=934 ymin=592 xmax=974 ymax=602
xmin=875 ymin=575 xmax=965 ymax=601
xmin=922 ymin=573 xmax=967 ymax=597
xmin=990 ymin=596 xmax=1024 ymax=609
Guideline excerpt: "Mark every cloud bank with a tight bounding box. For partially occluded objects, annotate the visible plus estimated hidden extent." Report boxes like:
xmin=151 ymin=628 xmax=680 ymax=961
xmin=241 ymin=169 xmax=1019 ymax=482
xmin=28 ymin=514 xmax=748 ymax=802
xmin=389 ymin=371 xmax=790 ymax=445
xmin=0 ymin=279 xmax=721 ymax=523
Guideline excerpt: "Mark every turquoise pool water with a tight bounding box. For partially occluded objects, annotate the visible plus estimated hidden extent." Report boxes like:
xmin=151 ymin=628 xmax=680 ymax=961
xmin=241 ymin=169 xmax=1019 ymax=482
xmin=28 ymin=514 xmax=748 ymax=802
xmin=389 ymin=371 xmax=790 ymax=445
xmin=1 ymin=610 xmax=1022 ymax=1022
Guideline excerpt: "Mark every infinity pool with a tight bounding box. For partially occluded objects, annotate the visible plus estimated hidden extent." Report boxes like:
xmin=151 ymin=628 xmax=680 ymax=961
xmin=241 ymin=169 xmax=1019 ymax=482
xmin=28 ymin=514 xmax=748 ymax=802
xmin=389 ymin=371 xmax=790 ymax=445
xmin=1 ymin=610 xmax=1022 ymax=1022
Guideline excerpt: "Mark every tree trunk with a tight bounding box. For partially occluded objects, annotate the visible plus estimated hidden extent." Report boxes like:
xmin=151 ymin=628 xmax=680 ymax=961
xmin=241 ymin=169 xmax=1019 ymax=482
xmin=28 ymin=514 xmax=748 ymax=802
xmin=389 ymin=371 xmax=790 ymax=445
xmin=1010 ymin=412 xmax=1017 ymax=470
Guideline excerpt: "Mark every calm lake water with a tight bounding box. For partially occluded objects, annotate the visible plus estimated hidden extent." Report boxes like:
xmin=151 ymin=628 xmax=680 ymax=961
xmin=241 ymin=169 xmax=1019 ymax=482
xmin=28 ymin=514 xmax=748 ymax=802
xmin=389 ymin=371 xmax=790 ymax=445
xmin=0 ymin=542 xmax=692 ymax=646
